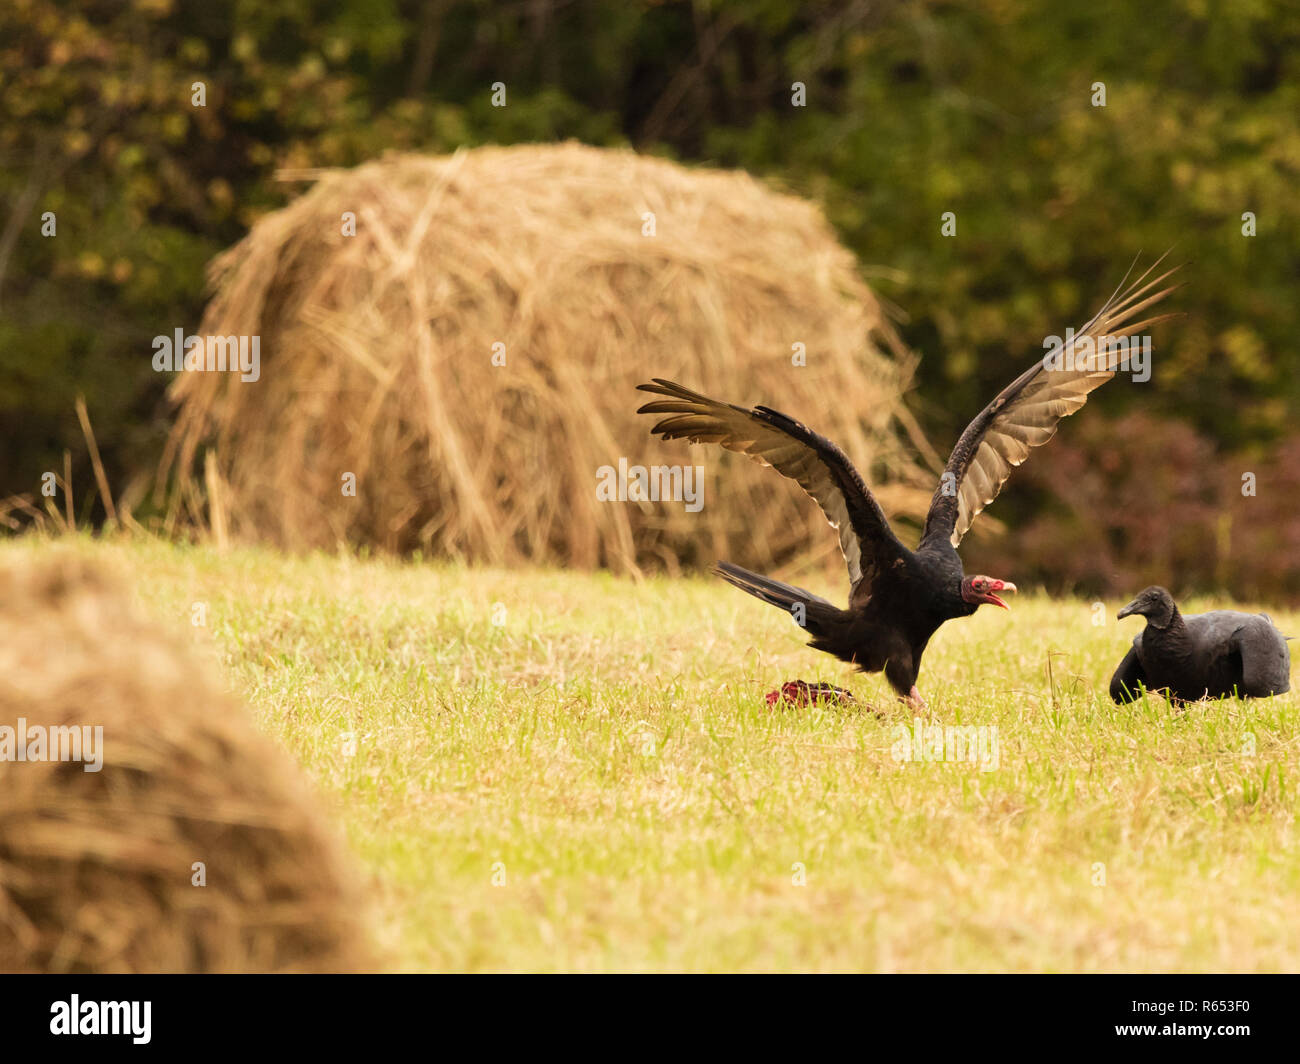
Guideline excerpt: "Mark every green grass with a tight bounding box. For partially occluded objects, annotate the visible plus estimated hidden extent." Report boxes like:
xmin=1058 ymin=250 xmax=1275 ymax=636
xmin=6 ymin=536 xmax=1299 ymax=972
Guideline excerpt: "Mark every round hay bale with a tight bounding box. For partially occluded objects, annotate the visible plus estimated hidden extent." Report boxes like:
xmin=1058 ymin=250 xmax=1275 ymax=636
xmin=163 ymin=142 xmax=930 ymax=573
xmin=0 ymin=555 xmax=372 ymax=973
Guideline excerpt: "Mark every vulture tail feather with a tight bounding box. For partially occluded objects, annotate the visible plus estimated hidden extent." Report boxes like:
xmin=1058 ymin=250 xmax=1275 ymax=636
xmin=713 ymin=561 xmax=849 ymax=637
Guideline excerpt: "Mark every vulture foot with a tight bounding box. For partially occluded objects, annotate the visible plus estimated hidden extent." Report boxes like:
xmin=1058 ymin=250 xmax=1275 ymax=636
xmin=902 ymin=686 xmax=929 ymax=713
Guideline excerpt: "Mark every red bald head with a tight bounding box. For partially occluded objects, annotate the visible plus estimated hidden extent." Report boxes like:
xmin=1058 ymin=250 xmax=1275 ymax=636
xmin=961 ymin=575 xmax=1017 ymax=609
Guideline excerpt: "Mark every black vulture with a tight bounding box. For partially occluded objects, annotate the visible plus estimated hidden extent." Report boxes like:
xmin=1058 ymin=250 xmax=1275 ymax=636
xmin=1110 ymin=586 xmax=1291 ymax=703
xmin=637 ymin=255 xmax=1180 ymax=708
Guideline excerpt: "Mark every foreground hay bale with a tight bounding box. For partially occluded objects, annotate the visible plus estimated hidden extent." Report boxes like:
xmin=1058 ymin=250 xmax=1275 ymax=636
xmin=0 ymin=556 xmax=371 ymax=973
xmin=163 ymin=141 xmax=929 ymax=573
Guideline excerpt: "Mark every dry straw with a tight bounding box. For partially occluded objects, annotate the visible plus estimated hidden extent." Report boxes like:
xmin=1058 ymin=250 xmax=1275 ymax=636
xmin=162 ymin=142 xmax=930 ymax=575
xmin=0 ymin=556 xmax=373 ymax=972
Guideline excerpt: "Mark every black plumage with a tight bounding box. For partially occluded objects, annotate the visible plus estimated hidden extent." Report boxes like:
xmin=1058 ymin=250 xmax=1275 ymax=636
xmin=638 ymin=256 xmax=1180 ymax=707
xmin=1110 ymin=586 xmax=1291 ymax=703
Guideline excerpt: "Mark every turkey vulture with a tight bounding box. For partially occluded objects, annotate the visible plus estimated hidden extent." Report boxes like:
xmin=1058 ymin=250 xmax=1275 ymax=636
xmin=1110 ymin=586 xmax=1291 ymax=703
xmin=637 ymin=255 xmax=1180 ymax=708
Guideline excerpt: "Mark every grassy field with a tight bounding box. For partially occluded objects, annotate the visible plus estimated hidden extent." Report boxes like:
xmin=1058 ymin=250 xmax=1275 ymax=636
xmin=6 ymin=536 xmax=1299 ymax=972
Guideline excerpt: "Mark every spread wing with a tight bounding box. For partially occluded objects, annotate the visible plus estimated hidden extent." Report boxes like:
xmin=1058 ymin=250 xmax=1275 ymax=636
xmin=636 ymin=379 xmax=908 ymax=593
xmin=921 ymin=253 xmax=1183 ymax=550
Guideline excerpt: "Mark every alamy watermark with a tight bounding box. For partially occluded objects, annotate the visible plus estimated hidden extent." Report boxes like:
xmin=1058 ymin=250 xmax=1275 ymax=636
xmin=152 ymin=329 xmax=260 ymax=382
xmin=0 ymin=718 xmax=104 ymax=772
xmin=50 ymin=995 xmax=150 ymax=1044
xmin=890 ymin=718 xmax=999 ymax=772
xmin=1043 ymin=329 xmax=1151 ymax=382
xmin=596 ymin=458 xmax=704 ymax=512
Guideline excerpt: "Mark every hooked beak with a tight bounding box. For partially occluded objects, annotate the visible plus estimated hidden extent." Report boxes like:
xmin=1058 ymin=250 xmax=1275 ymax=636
xmin=1117 ymin=599 xmax=1140 ymax=620
xmin=987 ymin=580 xmax=1017 ymax=610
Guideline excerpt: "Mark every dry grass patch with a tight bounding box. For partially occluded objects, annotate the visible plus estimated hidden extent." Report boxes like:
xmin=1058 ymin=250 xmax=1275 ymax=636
xmin=3 ymin=536 xmax=1296 ymax=972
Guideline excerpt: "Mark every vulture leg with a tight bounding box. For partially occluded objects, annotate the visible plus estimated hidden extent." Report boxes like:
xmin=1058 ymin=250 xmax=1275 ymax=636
xmin=883 ymin=653 xmax=926 ymax=710
xmin=1109 ymin=647 xmax=1149 ymax=704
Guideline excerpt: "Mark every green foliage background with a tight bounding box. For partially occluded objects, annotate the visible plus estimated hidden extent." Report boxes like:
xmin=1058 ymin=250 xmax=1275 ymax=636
xmin=2 ymin=0 xmax=1297 ymax=592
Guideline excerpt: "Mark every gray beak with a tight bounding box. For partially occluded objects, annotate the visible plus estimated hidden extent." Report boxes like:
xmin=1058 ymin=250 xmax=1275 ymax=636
xmin=1117 ymin=599 xmax=1140 ymax=620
